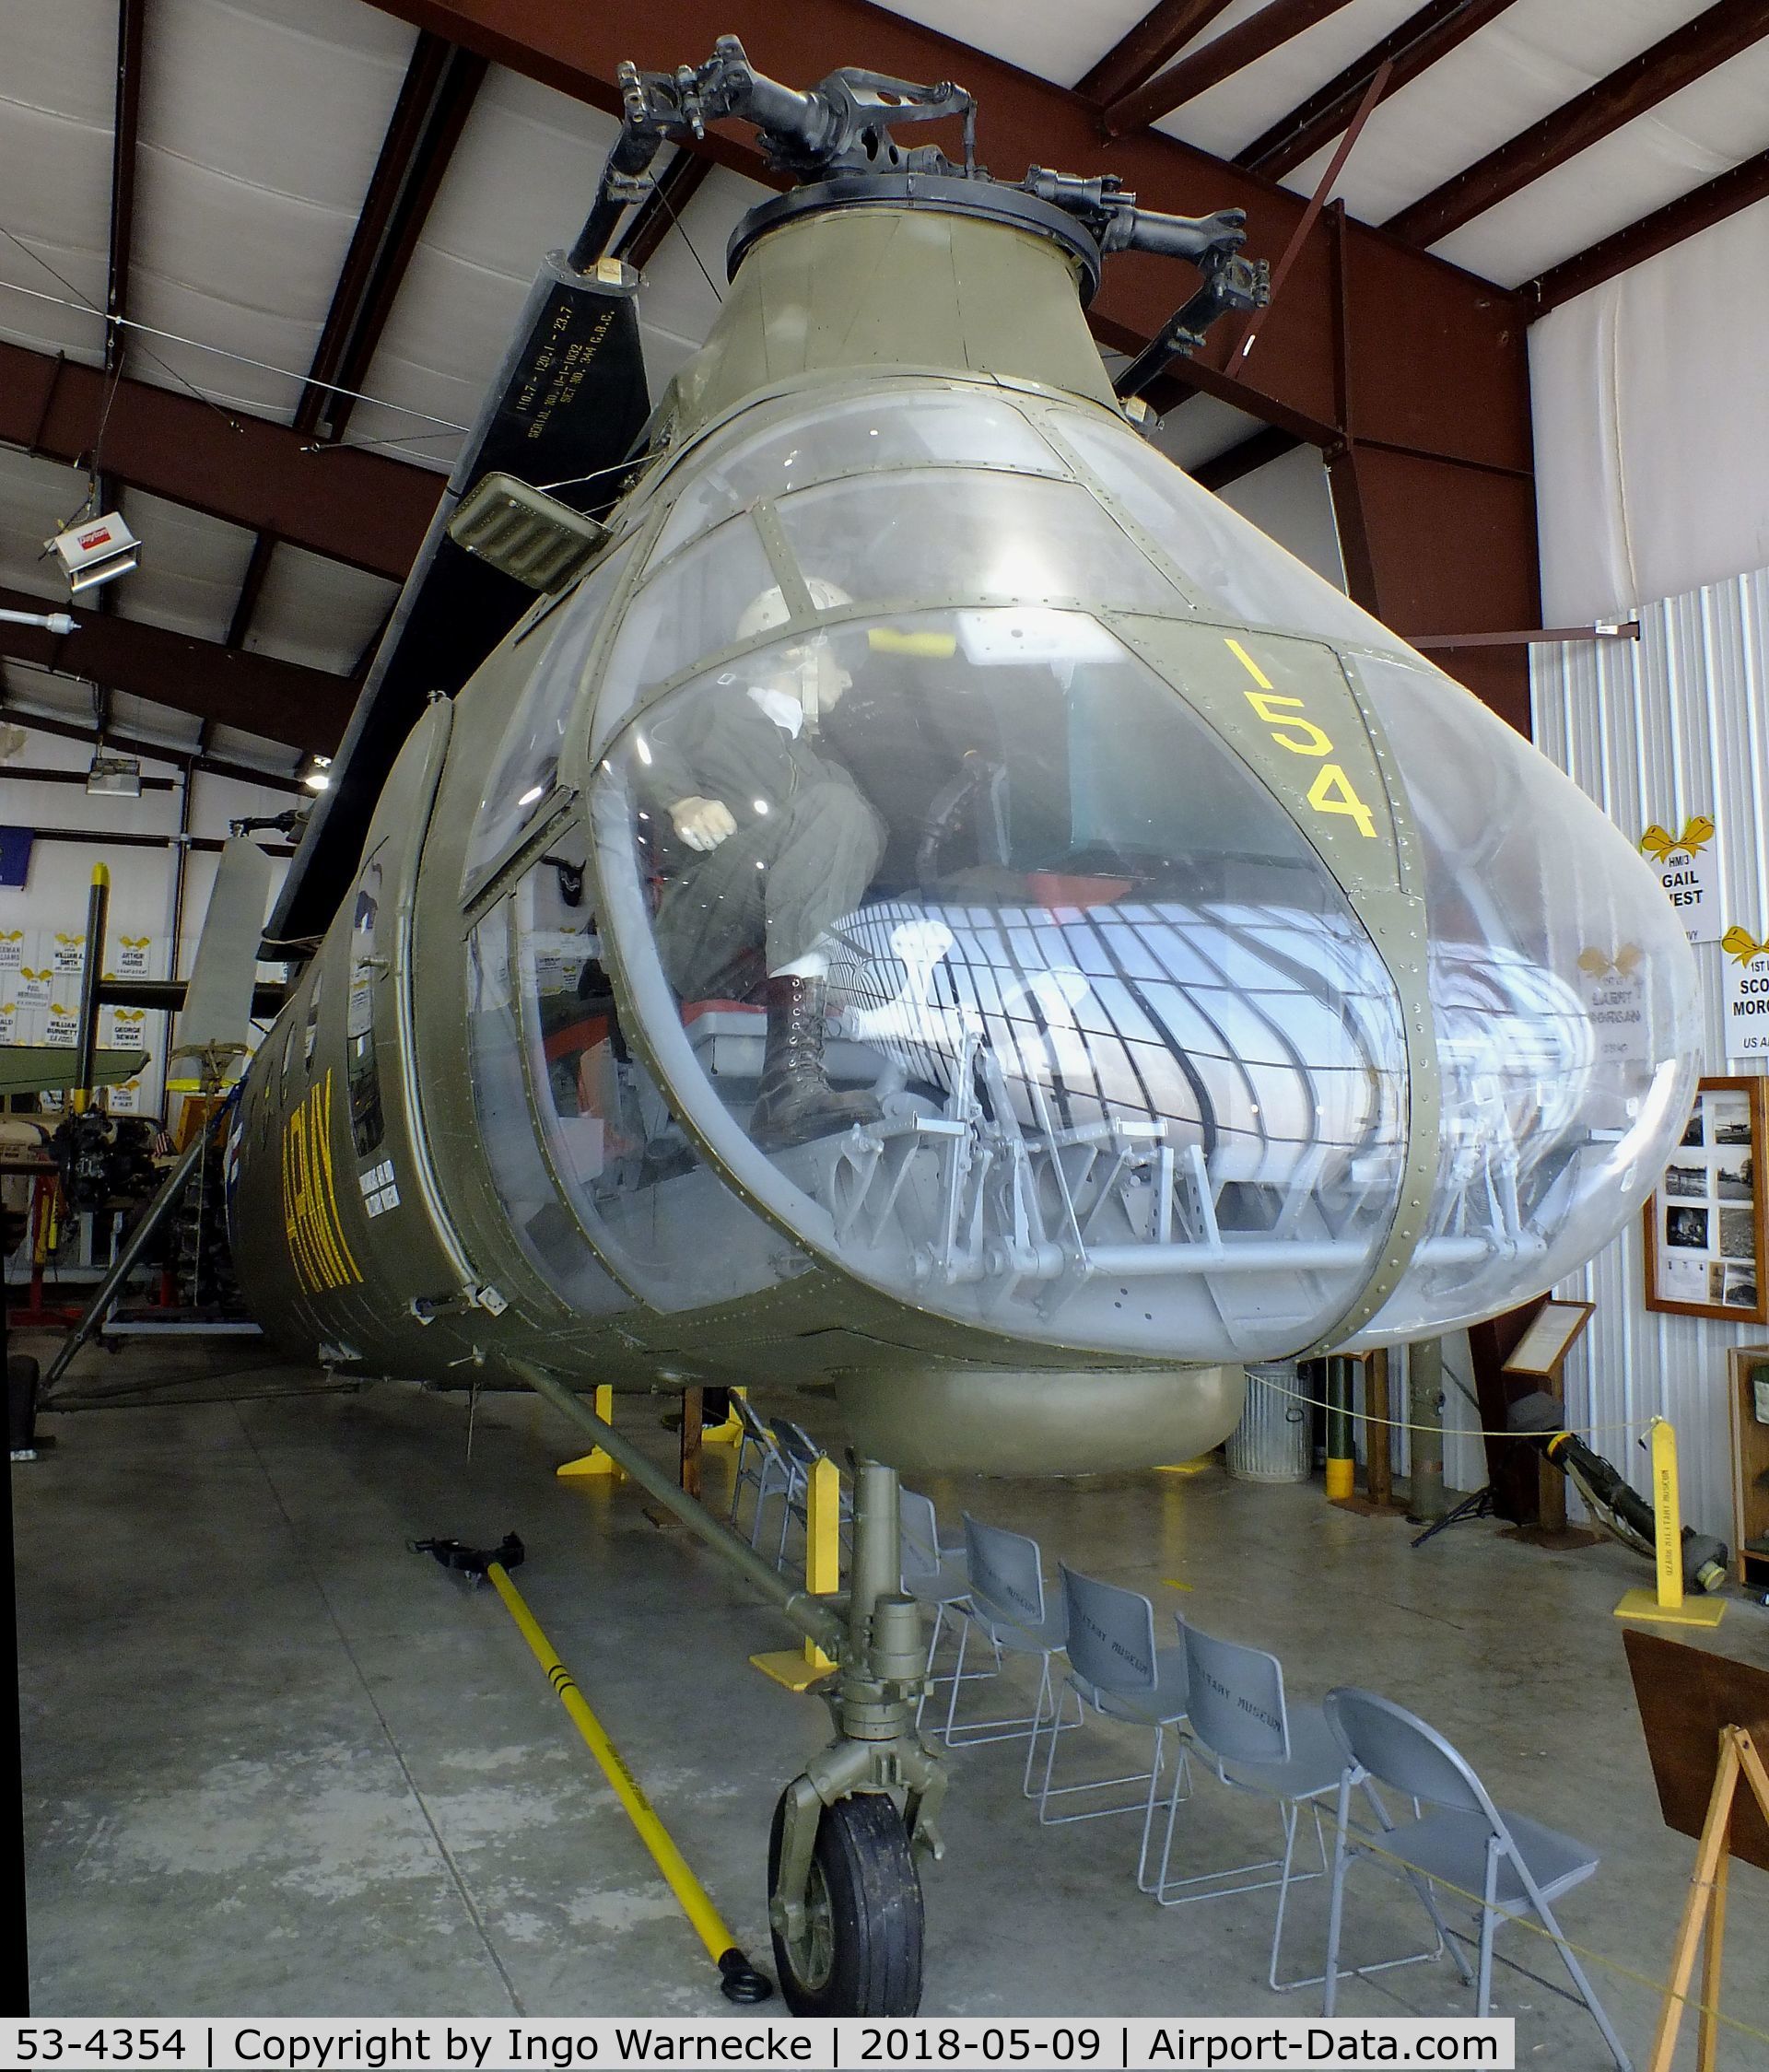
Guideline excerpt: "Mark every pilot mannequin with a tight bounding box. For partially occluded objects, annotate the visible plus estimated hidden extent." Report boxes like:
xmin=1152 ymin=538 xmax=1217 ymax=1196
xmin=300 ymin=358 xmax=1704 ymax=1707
xmin=643 ymin=580 xmax=888 ymax=1153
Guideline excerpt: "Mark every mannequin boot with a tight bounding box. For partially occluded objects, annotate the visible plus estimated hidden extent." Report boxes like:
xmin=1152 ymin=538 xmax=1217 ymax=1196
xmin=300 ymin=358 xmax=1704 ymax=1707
xmin=750 ymin=973 xmax=882 ymax=1153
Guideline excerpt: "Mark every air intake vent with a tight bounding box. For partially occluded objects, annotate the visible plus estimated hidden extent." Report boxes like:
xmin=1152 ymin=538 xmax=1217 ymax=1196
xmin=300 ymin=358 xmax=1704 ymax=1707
xmin=447 ymin=473 xmax=610 ymax=591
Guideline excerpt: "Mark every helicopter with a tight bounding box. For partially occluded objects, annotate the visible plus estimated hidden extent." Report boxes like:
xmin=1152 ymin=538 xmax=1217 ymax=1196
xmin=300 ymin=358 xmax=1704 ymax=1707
xmin=213 ymin=36 xmax=1700 ymax=2016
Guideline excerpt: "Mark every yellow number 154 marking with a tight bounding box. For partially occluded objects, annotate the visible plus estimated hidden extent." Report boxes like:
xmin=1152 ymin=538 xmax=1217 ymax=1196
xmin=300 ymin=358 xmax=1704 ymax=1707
xmin=1224 ymin=638 xmax=1377 ymax=839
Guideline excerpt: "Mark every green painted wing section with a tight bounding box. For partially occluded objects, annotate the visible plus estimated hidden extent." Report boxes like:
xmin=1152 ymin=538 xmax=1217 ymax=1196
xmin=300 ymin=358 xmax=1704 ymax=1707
xmin=0 ymin=1047 xmax=148 ymax=1095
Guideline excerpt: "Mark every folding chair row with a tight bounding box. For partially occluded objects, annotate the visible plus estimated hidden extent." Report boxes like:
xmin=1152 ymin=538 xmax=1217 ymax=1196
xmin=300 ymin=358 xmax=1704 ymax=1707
xmin=911 ymin=1511 xmax=1628 ymax=2068
xmin=726 ymin=1398 xmax=853 ymax=1566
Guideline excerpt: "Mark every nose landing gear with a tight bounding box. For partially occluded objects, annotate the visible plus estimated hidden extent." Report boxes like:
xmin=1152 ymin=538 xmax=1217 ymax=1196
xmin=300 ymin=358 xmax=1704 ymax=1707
xmin=766 ymin=1459 xmax=945 ymax=2016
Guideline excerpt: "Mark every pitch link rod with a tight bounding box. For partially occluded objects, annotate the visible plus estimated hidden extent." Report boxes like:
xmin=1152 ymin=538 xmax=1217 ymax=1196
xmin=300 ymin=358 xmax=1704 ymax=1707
xmin=513 ymin=1362 xmax=847 ymax=1657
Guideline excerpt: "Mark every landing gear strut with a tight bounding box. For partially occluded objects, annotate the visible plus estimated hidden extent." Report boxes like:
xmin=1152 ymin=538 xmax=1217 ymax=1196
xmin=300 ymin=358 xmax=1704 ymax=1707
xmin=766 ymin=1458 xmax=944 ymax=2016
xmin=513 ymin=1369 xmax=947 ymax=2017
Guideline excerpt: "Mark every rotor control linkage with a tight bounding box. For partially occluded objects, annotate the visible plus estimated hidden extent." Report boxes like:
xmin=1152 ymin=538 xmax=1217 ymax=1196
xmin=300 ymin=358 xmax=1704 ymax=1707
xmin=579 ymin=33 xmax=1262 ymax=362
xmin=414 ymin=1531 xmax=772 ymax=2004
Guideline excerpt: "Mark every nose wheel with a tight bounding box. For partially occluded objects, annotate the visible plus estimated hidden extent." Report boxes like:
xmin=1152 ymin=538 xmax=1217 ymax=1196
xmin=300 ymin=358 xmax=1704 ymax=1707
xmin=767 ymin=1787 xmax=923 ymax=2016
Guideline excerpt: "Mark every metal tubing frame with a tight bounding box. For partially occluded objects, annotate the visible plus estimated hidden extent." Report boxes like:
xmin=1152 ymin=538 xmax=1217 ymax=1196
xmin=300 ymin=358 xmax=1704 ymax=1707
xmin=69 ymin=864 xmax=111 ymax=1114
xmin=513 ymin=1362 xmax=845 ymax=1656
xmin=41 ymin=1119 xmax=216 ymax=1396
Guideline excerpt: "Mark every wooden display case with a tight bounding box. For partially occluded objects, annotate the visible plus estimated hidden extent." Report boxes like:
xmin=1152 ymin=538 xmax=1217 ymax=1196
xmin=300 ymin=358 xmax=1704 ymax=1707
xmin=1728 ymin=1346 xmax=1769 ymax=1592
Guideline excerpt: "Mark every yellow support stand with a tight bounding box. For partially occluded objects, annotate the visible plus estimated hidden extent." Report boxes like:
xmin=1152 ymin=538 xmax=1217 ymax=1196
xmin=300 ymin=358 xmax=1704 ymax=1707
xmin=1154 ymin=1456 xmax=1214 ymax=1475
xmin=701 ymin=1385 xmax=744 ymax=1447
xmin=556 ymin=1385 xmax=622 ymax=1479
xmin=751 ymin=1456 xmax=841 ymax=1691
xmin=1615 ymin=1418 xmax=1726 ymax=1627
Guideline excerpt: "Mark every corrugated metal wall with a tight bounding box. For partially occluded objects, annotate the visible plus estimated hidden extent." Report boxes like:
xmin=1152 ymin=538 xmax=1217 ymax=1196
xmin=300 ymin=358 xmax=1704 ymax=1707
xmin=1529 ymin=566 xmax=1769 ymax=1539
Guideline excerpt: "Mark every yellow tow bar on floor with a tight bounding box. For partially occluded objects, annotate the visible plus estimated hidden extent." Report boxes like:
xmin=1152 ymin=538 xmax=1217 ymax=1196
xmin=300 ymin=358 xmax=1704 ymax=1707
xmin=414 ymin=1533 xmax=771 ymax=2004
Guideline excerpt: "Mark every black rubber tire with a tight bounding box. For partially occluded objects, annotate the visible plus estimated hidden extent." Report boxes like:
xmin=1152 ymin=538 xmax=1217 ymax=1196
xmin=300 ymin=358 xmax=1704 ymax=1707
xmin=767 ymin=1788 xmax=923 ymax=2017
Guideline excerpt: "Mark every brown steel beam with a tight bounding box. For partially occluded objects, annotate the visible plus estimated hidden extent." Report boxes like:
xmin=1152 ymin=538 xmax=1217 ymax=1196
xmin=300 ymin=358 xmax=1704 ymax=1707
xmin=1189 ymin=423 xmax=1301 ymax=489
xmin=1 ymin=764 xmax=177 ymax=791
xmin=226 ymin=35 xmax=484 ymax=649
xmin=0 ymin=702 xmax=305 ymax=793
xmin=224 ymin=536 xmax=277 ymax=653
xmin=105 ymin=0 xmax=146 ymax=382
xmin=1103 ymin=0 xmax=1360 ymax=137
xmin=1386 ymin=0 xmax=1769 ymax=248
xmin=615 ymin=146 xmax=714 ymax=269
xmin=1075 ymin=1 xmax=1236 ymax=107
xmin=1239 ymin=0 xmax=1517 ymax=181
xmin=0 ymin=585 xmax=356 ymax=755
xmin=363 ymin=4 xmax=1533 ymax=470
xmin=26 ymin=825 xmax=294 ymax=857
xmin=0 ymin=342 xmax=442 ymax=579
xmin=299 ymin=36 xmax=487 ymax=445
xmin=1528 ymin=144 xmax=1769 ymax=315
xmin=360 ymin=3 xmax=1536 ymax=724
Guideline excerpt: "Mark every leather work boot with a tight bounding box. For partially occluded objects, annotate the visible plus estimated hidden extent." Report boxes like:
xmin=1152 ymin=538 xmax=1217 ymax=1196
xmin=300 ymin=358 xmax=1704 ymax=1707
xmin=749 ymin=973 xmax=883 ymax=1153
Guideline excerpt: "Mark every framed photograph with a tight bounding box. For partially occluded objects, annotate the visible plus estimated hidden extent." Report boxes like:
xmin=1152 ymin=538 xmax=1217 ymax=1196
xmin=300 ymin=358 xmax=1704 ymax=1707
xmin=1645 ymin=1076 xmax=1769 ymax=1323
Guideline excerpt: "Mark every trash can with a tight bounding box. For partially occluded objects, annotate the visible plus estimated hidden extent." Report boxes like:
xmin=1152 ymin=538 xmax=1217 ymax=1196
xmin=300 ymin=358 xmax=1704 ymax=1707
xmin=1225 ymin=1361 xmax=1310 ymax=1483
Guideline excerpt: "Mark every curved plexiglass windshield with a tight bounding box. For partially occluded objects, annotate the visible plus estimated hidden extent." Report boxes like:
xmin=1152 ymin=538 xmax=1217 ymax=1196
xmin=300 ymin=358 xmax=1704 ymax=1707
xmin=568 ymin=376 xmax=1699 ymax=1360
xmin=1349 ymin=655 xmax=1702 ymax=1341
xmin=592 ymin=606 xmax=1410 ymax=1363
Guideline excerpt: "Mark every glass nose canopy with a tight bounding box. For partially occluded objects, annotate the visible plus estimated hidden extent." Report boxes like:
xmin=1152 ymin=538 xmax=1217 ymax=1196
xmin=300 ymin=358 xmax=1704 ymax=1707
xmin=585 ymin=414 xmax=1697 ymax=1364
xmin=593 ymin=606 xmax=1352 ymax=1362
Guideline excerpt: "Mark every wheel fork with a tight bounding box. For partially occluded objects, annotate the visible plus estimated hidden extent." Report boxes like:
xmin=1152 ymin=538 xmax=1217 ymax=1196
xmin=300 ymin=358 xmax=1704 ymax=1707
xmin=769 ymin=1457 xmax=948 ymax=1949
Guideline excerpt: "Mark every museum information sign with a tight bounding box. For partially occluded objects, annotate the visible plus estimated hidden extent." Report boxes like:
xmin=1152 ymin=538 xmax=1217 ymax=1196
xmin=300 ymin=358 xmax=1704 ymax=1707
xmin=1723 ymin=926 xmax=1769 ymax=1059
xmin=1641 ymin=814 xmax=1719 ymax=943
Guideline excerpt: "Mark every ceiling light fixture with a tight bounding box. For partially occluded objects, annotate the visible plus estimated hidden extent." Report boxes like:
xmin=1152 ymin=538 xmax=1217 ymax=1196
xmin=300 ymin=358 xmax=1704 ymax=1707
xmin=44 ymin=512 xmax=141 ymax=597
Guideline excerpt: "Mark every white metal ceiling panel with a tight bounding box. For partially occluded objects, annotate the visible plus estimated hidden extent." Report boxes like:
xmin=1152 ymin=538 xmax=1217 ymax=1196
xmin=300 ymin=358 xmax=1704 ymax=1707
xmin=1435 ymin=42 xmax=1769 ymax=284
xmin=125 ymin=0 xmax=416 ymax=420
xmin=0 ymin=0 xmax=117 ymax=362
xmin=864 ymin=2 xmax=1151 ymax=90
xmin=242 ymin=544 xmax=397 ymax=674
xmin=0 ymin=451 xmax=99 ymax=593
xmin=1152 ymin=0 xmax=1421 ymax=163
xmin=1279 ymin=0 xmax=1716 ymax=233
xmin=345 ymin=64 xmax=625 ymax=471
xmin=111 ymin=488 xmax=255 ymax=642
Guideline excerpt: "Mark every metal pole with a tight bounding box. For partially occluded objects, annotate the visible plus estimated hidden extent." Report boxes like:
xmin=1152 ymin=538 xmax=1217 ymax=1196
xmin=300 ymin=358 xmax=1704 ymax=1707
xmin=1324 ymin=1354 xmax=1355 ymax=1501
xmin=41 ymin=1121 xmax=212 ymax=1396
xmin=1407 ymin=1337 xmax=1447 ymax=1522
xmin=514 ymin=1363 xmax=846 ymax=1656
xmin=69 ymin=862 xmax=111 ymax=1115
xmin=1365 ymin=1347 xmax=1393 ymax=1507
xmin=480 ymin=1556 xmax=768 ymax=2000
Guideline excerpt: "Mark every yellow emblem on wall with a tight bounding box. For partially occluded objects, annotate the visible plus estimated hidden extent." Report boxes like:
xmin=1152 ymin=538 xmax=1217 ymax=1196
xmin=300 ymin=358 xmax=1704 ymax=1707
xmin=281 ymin=1068 xmax=362 ymax=1293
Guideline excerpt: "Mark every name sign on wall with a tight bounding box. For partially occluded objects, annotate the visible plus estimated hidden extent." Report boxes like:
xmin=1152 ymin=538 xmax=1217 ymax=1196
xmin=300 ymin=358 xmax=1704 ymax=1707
xmin=1641 ymin=815 xmax=1719 ymax=943
xmin=1723 ymin=926 xmax=1769 ymax=1057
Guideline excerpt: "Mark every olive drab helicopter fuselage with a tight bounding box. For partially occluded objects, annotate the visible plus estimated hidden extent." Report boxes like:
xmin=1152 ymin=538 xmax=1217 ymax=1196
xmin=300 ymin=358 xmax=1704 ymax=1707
xmin=224 ymin=37 xmax=1702 ymax=2017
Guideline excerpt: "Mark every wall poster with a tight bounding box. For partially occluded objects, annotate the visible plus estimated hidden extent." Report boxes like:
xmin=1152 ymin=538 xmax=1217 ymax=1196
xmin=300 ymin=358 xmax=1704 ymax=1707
xmin=1640 ymin=815 xmax=1719 ymax=944
xmin=1645 ymin=1076 xmax=1768 ymax=1323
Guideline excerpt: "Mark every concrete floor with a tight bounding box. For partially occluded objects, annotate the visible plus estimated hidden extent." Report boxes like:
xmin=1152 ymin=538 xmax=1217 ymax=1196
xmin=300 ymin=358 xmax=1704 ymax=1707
xmin=14 ymin=1338 xmax=1769 ymax=2064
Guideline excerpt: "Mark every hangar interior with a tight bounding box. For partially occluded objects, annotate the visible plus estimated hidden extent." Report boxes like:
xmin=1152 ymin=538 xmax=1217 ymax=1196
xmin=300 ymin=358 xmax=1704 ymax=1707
xmin=4 ymin=0 xmax=1769 ymax=2054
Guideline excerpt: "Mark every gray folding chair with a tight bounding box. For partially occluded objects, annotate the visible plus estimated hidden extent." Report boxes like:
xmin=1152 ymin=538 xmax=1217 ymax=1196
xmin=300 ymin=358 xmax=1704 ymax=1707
xmin=770 ymin=1416 xmax=854 ymax=1565
xmin=942 ymin=1514 xmax=1070 ymax=1790
xmin=1165 ymin=1619 xmax=1449 ymax=1995
xmin=901 ymin=1489 xmax=980 ymax=1731
xmin=1037 ymin=1565 xmax=1191 ymax=1882
xmin=728 ymin=1394 xmax=794 ymax=1547
xmin=1322 ymin=1688 xmax=1630 ymax=2069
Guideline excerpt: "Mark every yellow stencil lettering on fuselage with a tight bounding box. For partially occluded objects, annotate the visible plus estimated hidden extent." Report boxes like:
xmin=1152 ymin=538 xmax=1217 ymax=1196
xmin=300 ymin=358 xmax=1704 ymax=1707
xmin=281 ymin=1069 xmax=362 ymax=1292
xmin=1225 ymin=637 xmax=1377 ymax=840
